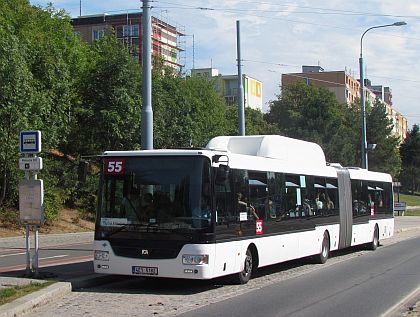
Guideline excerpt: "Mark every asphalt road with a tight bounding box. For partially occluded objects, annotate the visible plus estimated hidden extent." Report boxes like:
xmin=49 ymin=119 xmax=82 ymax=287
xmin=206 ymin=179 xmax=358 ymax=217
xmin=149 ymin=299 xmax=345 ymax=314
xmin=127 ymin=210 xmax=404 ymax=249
xmin=0 ymin=242 xmax=93 ymax=278
xmin=2 ymin=220 xmax=420 ymax=317
xmin=178 ymin=236 xmax=420 ymax=317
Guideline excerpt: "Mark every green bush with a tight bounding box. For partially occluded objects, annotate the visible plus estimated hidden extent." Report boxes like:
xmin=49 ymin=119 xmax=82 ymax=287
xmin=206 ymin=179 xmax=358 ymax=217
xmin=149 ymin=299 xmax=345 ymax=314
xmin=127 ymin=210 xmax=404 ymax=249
xmin=0 ymin=208 xmax=20 ymax=227
xmin=43 ymin=188 xmax=63 ymax=223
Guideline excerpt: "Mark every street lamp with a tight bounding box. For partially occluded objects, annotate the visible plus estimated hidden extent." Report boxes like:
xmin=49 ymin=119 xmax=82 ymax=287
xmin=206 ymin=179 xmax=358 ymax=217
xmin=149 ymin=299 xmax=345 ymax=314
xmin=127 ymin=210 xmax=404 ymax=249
xmin=359 ymin=21 xmax=406 ymax=170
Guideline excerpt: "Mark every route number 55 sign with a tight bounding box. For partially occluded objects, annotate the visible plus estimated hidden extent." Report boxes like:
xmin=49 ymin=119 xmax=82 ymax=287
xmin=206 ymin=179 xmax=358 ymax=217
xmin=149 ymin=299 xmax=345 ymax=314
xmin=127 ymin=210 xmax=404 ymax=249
xmin=105 ymin=159 xmax=125 ymax=175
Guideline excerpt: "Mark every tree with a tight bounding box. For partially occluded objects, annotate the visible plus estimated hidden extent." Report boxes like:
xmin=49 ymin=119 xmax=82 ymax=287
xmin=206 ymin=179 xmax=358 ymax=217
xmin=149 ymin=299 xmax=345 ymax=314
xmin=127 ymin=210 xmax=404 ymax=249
xmin=152 ymin=64 xmax=228 ymax=148
xmin=0 ymin=1 xmax=88 ymax=211
xmin=70 ymin=33 xmax=142 ymax=154
xmin=0 ymin=30 xmax=33 ymax=206
xmin=225 ymin=106 xmax=279 ymax=136
xmin=265 ymin=82 xmax=357 ymax=165
xmin=365 ymin=99 xmax=401 ymax=176
xmin=400 ymin=125 xmax=420 ymax=193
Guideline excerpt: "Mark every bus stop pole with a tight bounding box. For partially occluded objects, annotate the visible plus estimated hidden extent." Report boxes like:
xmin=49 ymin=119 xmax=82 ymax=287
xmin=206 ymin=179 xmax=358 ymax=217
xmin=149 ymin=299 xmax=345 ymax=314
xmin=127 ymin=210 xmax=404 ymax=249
xmin=24 ymin=159 xmax=31 ymax=276
xmin=33 ymin=226 xmax=39 ymax=278
xmin=25 ymin=224 xmax=31 ymax=276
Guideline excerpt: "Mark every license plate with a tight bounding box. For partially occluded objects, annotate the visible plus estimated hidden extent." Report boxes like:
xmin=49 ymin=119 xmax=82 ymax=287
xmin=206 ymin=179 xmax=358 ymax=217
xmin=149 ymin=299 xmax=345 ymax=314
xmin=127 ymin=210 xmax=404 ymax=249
xmin=132 ymin=266 xmax=158 ymax=276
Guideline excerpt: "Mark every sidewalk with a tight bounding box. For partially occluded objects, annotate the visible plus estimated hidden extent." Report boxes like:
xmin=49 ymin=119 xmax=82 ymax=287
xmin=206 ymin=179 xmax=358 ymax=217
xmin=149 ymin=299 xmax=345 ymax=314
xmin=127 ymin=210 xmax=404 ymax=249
xmin=394 ymin=216 xmax=420 ymax=233
xmin=0 ymin=231 xmax=121 ymax=317
xmin=1 ymin=218 xmax=420 ymax=317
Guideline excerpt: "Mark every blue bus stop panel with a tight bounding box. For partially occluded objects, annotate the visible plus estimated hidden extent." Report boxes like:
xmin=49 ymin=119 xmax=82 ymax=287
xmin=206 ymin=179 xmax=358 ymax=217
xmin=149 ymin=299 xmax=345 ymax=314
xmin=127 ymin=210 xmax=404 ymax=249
xmin=20 ymin=131 xmax=41 ymax=153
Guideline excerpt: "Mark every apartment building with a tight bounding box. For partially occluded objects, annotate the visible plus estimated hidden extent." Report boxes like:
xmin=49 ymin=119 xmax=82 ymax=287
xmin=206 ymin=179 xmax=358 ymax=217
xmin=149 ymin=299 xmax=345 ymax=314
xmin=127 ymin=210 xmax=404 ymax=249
xmin=282 ymin=66 xmax=408 ymax=141
xmin=367 ymin=83 xmax=408 ymax=141
xmin=191 ymin=68 xmax=263 ymax=111
xmin=282 ymin=65 xmax=367 ymax=105
xmin=72 ymin=12 xmax=183 ymax=68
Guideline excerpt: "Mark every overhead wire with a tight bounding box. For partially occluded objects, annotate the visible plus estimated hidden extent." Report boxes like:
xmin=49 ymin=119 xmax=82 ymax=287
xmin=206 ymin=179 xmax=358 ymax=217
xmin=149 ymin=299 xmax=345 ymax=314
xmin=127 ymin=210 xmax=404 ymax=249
xmin=155 ymin=1 xmax=420 ymax=19
xmin=154 ymin=1 xmax=420 ymax=41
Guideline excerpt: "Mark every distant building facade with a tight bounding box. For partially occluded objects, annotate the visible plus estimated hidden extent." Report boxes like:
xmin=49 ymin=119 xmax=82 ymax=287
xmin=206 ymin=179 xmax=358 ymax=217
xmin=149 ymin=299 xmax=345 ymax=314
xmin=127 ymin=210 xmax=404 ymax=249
xmin=282 ymin=66 xmax=365 ymax=105
xmin=191 ymin=68 xmax=263 ymax=111
xmin=282 ymin=66 xmax=408 ymax=141
xmin=72 ymin=12 xmax=183 ymax=68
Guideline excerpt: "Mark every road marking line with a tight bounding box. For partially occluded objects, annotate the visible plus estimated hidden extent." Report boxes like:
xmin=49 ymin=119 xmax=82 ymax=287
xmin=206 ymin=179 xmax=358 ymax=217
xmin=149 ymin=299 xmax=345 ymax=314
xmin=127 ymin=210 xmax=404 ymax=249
xmin=39 ymin=255 xmax=68 ymax=260
xmin=0 ymin=252 xmax=26 ymax=258
xmin=0 ymin=255 xmax=93 ymax=273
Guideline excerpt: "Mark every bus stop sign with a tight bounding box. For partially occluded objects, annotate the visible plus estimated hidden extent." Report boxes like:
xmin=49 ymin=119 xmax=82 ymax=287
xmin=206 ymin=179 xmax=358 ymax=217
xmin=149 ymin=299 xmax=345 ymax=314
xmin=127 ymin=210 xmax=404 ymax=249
xmin=20 ymin=130 xmax=41 ymax=154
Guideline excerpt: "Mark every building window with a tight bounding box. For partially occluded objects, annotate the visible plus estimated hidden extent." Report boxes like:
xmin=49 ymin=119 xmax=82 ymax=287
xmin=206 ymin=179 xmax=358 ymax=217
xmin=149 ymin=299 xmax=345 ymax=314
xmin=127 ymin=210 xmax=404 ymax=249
xmin=116 ymin=25 xmax=140 ymax=38
xmin=93 ymin=29 xmax=106 ymax=41
xmin=123 ymin=25 xmax=139 ymax=37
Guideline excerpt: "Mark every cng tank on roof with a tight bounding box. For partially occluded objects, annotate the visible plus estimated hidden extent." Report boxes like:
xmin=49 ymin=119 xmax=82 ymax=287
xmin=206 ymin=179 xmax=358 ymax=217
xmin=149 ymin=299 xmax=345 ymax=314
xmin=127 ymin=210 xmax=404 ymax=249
xmin=206 ymin=135 xmax=327 ymax=169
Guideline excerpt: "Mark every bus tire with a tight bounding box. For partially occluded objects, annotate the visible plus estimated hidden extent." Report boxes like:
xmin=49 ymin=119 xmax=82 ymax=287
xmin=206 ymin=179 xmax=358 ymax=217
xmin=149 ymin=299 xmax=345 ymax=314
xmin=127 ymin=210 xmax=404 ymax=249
xmin=315 ymin=231 xmax=330 ymax=264
xmin=367 ymin=225 xmax=379 ymax=251
xmin=233 ymin=248 xmax=253 ymax=284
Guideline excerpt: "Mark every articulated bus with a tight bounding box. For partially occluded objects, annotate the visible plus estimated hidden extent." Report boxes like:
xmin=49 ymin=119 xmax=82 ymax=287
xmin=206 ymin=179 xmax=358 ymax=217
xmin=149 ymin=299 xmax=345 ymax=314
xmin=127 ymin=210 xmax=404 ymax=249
xmin=93 ymin=135 xmax=394 ymax=284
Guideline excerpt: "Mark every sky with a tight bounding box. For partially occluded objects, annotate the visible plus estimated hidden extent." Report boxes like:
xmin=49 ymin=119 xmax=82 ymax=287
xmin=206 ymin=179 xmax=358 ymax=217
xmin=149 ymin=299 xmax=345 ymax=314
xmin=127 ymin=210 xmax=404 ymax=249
xmin=30 ymin=0 xmax=420 ymax=128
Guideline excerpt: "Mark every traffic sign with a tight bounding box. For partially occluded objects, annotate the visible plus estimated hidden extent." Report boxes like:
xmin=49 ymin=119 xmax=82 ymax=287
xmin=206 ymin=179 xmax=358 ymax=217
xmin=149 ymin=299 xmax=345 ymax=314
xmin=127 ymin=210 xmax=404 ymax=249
xmin=19 ymin=157 xmax=43 ymax=171
xmin=394 ymin=202 xmax=407 ymax=212
xmin=19 ymin=131 xmax=41 ymax=153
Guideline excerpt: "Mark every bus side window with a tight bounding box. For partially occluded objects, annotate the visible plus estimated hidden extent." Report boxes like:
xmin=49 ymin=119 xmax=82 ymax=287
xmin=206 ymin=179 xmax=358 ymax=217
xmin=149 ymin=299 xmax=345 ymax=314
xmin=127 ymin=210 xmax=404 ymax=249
xmin=215 ymin=174 xmax=234 ymax=225
xmin=325 ymin=178 xmax=338 ymax=215
xmin=248 ymin=171 xmax=269 ymax=220
xmin=285 ymin=174 xmax=300 ymax=218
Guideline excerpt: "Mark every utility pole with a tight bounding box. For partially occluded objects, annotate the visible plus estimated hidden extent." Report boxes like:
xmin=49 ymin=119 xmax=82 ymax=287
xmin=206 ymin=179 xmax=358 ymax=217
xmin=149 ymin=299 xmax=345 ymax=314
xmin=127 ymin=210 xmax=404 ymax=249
xmin=236 ymin=20 xmax=245 ymax=136
xmin=141 ymin=0 xmax=153 ymax=149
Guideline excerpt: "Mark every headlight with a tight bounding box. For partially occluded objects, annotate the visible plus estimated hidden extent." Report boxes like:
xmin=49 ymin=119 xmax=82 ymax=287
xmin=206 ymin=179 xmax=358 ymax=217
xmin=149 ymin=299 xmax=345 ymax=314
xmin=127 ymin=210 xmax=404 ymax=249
xmin=94 ymin=250 xmax=109 ymax=261
xmin=182 ymin=254 xmax=209 ymax=265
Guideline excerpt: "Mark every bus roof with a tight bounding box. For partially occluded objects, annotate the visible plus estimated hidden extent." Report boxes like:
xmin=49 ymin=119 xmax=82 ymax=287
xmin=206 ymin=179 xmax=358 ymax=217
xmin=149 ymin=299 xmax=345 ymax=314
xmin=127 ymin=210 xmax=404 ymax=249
xmin=102 ymin=149 xmax=208 ymax=157
xmin=206 ymin=135 xmax=327 ymax=168
xmin=102 ymin=135 xmax=392 ymax=182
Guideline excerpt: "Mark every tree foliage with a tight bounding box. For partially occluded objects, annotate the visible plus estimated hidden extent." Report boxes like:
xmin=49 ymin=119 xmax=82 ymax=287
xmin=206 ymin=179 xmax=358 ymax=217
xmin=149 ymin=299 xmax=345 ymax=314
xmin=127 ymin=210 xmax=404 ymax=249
xmin=265 ymin=82 xmax=401 ymax=177
xmin=68 ymin=33 xmax=142 ymax=154
xmin=265 ymin=82 xmax=357 ymax=165
xmin=225 ymin=106 xmax=279 ymax=136
xmin=153 ymin=63 xmax=228 ymax=148
xmin=0 ymin=1 xmax=86 ymax=210
xmin=366 ymin=99 xmax=401 ymax=176
xmin=0 ymin=29 xmax=32 ymax=206
xmin=0 ymin=1 xmax=410 ymax=219
xmin=400 ymin=125 xmax=420 ymax=193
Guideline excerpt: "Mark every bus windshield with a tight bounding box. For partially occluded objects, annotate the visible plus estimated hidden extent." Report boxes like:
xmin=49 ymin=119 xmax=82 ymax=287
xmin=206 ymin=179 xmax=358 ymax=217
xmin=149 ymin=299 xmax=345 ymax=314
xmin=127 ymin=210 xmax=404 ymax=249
xmin=97 ymin=156 xmax=212 ymax=236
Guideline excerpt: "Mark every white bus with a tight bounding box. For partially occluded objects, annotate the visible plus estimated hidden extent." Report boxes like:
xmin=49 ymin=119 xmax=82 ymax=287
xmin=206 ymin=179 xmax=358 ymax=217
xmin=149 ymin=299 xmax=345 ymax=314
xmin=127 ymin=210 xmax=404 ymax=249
xmin=93 ymin=135 xmax=394 ymax=284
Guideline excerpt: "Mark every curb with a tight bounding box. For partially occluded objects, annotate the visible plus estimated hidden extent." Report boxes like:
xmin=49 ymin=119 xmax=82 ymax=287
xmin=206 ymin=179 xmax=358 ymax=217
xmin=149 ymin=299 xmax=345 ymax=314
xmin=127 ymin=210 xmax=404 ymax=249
xmin=0 ymin=282 xmax=72 ymax=317
xmin=381 ymin=285 xmax=420 ymax=317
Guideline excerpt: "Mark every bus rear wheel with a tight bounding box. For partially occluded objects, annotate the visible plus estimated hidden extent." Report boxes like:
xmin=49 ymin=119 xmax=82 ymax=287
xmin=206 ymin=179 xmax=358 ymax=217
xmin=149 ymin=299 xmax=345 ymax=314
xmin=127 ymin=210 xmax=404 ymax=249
xmin=367 ymin=225 xmax=379 ymax=251
xmin=233 ymin=248 xmax=253 ymax=284
xmin=315 ymin=231 xmax=330 ymax=264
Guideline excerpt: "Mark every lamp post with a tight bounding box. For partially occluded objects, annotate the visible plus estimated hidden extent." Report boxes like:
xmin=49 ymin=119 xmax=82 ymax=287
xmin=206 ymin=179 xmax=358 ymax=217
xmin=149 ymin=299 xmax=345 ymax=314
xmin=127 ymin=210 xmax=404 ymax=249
xmin=359 ymin=21 xmax=406 ymax=170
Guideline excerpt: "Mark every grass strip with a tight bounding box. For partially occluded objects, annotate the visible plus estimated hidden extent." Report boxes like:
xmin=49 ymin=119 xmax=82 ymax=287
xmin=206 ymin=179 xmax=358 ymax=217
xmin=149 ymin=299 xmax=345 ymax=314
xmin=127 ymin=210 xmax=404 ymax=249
xmin=0 ymin=281 xmax=54 ymax=306
xmin=405 ymin=209 xmax=420 ymax=217
xmin=396 ymin=194 xmax=420 ymax=206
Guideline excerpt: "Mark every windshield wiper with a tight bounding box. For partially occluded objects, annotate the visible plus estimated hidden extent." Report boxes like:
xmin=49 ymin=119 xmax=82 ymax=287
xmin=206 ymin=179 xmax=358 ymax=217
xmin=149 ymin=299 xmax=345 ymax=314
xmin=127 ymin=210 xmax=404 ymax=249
xmin=106 ymin=223 xmax=149 ymax=237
